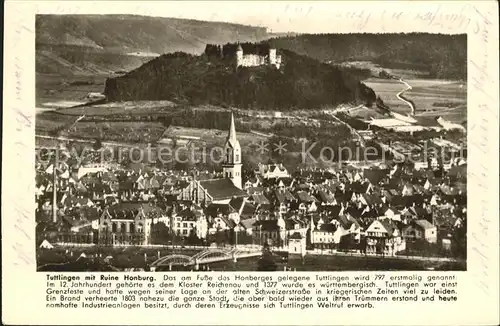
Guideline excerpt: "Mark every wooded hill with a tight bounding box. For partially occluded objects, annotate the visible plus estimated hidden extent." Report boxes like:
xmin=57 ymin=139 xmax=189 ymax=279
xmin=36 ymin=14 xmax=270 ymax=75
xmin=268 ymin=33 xmax=467 ymax=80
xmin=104 ymin=46 xmax=376 ymax=110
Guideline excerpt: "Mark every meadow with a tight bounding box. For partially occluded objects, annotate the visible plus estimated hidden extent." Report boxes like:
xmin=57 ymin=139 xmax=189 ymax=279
xmin=36 ymin=73 xmax=108 ymax=108
xmin=58 ymin=100 xmax=178 ymax=116
xmin=364 ymin=78 xmax=467 ymax=124
xmin=64 ymin=121 xmax=167 ymax=144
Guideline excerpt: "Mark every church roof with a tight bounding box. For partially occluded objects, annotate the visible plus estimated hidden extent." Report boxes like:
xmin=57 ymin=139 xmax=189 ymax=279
xmin=236 ymin=44 xmax=243 ymax=52
xmin=226 ymin=112 xmax=240 ymax=149
xmin=199 ymin=179 xmax=248 ymax=201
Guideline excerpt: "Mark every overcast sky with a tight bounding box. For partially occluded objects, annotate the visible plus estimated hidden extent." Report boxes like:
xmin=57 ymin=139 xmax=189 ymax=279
xmin=36 ymin=1 xmax=473 ymax=34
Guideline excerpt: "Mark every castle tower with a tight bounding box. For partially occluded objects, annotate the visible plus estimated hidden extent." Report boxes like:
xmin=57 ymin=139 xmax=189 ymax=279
xmin=222 ymin=112 xmax=242 ymax=189
xmin=269 ymin=48 xmax=277 ymax=66
xmin=236 ymin=44 xmax=243 ymax=67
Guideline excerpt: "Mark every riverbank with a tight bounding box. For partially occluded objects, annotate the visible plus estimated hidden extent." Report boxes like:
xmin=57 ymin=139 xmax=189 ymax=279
xmin=205 ymin=253 xmax=466 ymax=272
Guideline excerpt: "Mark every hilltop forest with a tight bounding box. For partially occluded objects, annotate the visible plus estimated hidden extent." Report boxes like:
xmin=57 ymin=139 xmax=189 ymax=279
xmin=104 ymin=46 xmax=376 ymax=110
xmin=269 ymin=33 xmax=467 ymax=80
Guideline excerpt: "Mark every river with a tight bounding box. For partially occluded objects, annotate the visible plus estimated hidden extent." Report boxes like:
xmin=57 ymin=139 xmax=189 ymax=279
xmin=176 ymin=254 xmax=466 ymax=272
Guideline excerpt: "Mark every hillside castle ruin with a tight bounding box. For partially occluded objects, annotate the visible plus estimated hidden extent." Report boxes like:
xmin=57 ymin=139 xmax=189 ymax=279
xmin=204 ymin=43 xmax=282 ymax=69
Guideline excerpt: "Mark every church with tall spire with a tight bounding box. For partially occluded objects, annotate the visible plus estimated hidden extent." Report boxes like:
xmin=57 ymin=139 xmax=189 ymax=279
xmin=222 ymin=112 xmax=242 ymax=189
xmin=178 ymin=112 xmax=247 ymax=205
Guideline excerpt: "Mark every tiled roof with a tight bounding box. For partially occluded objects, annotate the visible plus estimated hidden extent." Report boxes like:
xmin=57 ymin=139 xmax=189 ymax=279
xmin=317 ymin=190 xmax=335 ymax=204
xmin=240 ymin=202 xmax=257 ymax=219
xmin=289 ymin=232 xmax=303 ymax=240
xmin=107 ymin=202 xmax=164 ymax=220
xmin=240 ymin=218 xmax=256 ymax=229
xmin=378 ymin=218 xmax=397 ymax=236
xmin=338 ymin=214 xmax=360 ymax=230
xmin=252 ymin=194 xmax=270 ymax=205
xmin=363 ymin=168 xmax=388 ymax=185
xmin=414 ymin=219 xmax=435 ymax=230
xmin=206 ymin=203 xmax=237 ymax=217
xmin=319 ymin=205 xmax=342 ymax=218
xmin=256 ymin=220 xmax=280 ymax=232
xmin=247 ymin=187 xmax=265 ymax=195
xmin=229 ymin=197 xmax=245 ymax=212
xmin=316 ymin=223 xmax=336 ymax=232
xmin=296 ymin=191 xmax=316 ymax=203
xmin=199 ymin=179 xmax=248 ymax=200
xmin=274 ymin=189 xmax=296 ymax=203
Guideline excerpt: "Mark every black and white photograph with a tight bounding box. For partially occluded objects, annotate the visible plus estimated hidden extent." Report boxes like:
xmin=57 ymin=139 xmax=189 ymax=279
xmin=34 ymin=9 xmax=469 ymax=272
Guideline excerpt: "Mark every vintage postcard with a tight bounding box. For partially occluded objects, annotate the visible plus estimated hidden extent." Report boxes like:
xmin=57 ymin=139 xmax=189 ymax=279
xmin=2 ymin=1 xmax=499 ymax=325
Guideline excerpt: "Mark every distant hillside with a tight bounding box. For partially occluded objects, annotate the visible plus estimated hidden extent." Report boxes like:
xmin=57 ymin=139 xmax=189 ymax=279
xmin=36 ymin=14 xmax=269 ymax=75
xmin=104 ymin=46 xmax=376 ymax=110
xmin=268 ymin=33 xmax=467 ymax=80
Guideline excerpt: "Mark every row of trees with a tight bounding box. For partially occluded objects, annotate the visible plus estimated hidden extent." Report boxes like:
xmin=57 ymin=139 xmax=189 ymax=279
xmin=204 ymin=42 xmax=273 ymax=59
xmin=150 ymin=222 xmax=283 ymax=247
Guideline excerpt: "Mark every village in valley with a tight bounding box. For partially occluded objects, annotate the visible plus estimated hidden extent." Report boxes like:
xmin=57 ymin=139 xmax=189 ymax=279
xmin=36 ymin=110 xmax=467 ymax=271
xmin=35 ymin=16 xmax=467 ymax=271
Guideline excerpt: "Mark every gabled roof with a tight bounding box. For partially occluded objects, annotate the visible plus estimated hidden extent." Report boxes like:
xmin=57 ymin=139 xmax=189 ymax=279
xmin=347 ymin=182 xmax=371 ymax=194
xmin=106 ymin=202 xmax=165 ymax=220
xmin=345 ymin=206 xmax=362 ymax=218
xmin=377 ymin=218 xmax=397 ymax=236
xmin=206 ymin=203 xmax=237 ymax=217
xmin=289 ymin=232 xmax=303 ymax=240
xmin=284 ymin=218 xmax=301 ymax=230
xmin=414 ymin=219 xmax=435 ymax=230
xmin=229 ymin=197 xmax=246 ymax=212
xmin=316 ymin=223 xmax=336 ymax=233
xmin=198 ymin=179 xmax=248 ymax=200
xmin=218 ymin=215 xmax=236 ymax=228
xmin=240 ymin=202 xmax=257 ymax=219
xmin=317 ymin=189 xmax=335 ymax=204
xmin=319 ymin=205 xmax=342 ymax=218
xmin=274 ymin=189 xmax=296 ymax=203
xmin=252 ymin=193 xmax=270 ymax=205
xmin=296 ymin=191 xmax=316 ymax=203
xmin=256 ymin=220 xmax=280 ymax=232
xmin=247 ymin=187 xmax=265 ymax=195
xmin=363 ymin=168 xmax=388 ymax=185
xmin=338 ymin=214 xmax=361 ymax=230
xmin=240 ymin=218 xmax=256 ymax=229
xmin=177 ymin=207 xmax=202 ymax=221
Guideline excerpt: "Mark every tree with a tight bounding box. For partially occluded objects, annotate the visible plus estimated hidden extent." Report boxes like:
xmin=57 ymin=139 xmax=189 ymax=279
xmin=150 ymin=222 xmax=171 ymax=245
xmin=257 ymin=244 xmax=277 ymax=271
xmin=186 ymin=229 xmax=200 ymax=246
xmin=93 ymin=138 xmax=102 ymax=151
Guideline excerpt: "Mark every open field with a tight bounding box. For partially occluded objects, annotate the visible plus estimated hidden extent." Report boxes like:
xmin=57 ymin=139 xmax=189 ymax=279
xmin=36 ymin=73 xmax=108 ymax=108
xmin=339 ymin=60 xmax=429 ymax=79
xmin=35 ymin=111 xmax=81 ymax=135
xmin=63 ymin=121 xmax=167 ymax=143
xmin=58 ymin=100 xmax=179 ymax=116
xmin=364 ymin=78 xmax=467 ymax=123
xmin=163 ymin=126 xmax=268 ymax=147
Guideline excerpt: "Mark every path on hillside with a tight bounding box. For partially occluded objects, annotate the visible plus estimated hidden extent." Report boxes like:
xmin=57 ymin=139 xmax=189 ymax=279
xmin=396 ymin=78 xmax=416 ymax=115
xmin=321 ymin=111 xmax=366 ymax=147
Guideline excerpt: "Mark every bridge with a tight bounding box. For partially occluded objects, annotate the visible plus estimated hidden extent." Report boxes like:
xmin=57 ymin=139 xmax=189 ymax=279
xmin=150 ymin=248 xmax=262 ymax=270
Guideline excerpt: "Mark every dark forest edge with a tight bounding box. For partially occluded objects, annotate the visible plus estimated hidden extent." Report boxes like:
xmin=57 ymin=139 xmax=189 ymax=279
xmin=268 ymin=33 xmax=467 ymax=80
xmin=104 ymin=44 xmax=377 ymax=110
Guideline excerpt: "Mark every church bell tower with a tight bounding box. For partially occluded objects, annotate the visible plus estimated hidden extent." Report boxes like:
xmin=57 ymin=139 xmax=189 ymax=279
xmin=222 ymin=112 xmax=242 ymax=189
